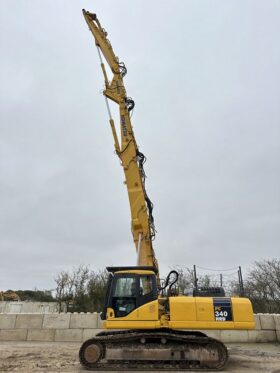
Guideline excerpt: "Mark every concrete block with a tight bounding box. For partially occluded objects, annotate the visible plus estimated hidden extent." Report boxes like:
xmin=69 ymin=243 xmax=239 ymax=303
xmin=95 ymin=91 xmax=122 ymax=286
xmin=83 ymin=329 xmax=104 ymax=341
xmin=43 ymin=314 xmax=70 ymax=329
xmin=70 ymin=313 xmax=98 ymax=329
xmin=0 ymin=329 xmax=27 ymax=341
xmin=0 ymin=302 xmax=7 ymax=313
xmin=248 ymin=330 xmax=276 ymax=343
xmin=21 ymin=303 xmax=39 ymax=313
xmin=7 ymin=303 xmax=22 ymax=313
xmin=55 ymin=328 xmax=83 ymax=342
xmin=15 ymin=314 xmax=43 ymax=329
xmin=18 ymin=302 xmax=60 ymax=314
xmin=27 ymin=329 xmax=55 ymax=342
xmin=0 ymin=314 xmax=16 ymax=329
xmin=274 ymin=314 xmax=280 ymax=331
xmin=96 ymin=313 xmax=104 ymax=328
xmin=259 ymin=314 xmax=275 ymax=330
xmin=220 ymin=330 xmax=248 ymax=343
xmin=254 ymin=314 xmax=261 ymax=330
xmin=43 ymin=303 xmax=59 ymax=313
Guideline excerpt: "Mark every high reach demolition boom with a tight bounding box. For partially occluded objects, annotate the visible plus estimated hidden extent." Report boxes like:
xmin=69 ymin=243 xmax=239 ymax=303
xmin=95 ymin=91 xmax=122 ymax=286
xmin=83 ymin=10 xmax=158 ymax=271
xmin=80 ymin=11 xmax=255 ymax=371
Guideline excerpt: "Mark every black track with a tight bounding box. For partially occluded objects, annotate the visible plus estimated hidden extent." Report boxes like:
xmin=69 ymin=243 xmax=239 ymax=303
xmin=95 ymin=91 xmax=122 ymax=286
xmin=79 ymin=329 xmax=228 ymax=371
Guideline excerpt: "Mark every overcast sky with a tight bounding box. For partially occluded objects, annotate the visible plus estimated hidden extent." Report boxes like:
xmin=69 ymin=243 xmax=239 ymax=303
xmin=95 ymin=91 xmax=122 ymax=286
xmin=1 ymin=0 xmax=279 ymax=290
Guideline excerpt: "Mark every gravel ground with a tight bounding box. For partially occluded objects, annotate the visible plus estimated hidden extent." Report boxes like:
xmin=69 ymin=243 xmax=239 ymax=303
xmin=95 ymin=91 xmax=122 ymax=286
xmin=0 ymin=342 xmax=279 ymax=372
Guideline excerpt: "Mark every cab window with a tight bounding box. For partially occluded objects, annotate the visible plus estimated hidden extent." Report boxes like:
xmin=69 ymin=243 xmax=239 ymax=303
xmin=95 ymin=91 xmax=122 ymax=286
xmin=109 ymin=274 xmax=157 ymax=318
xmin=114 ymin=277 xmax=136 ymax=297
xmin=111 ymin=276 xmax=137 ymax=317
xmin=140 ymin=275 xmax=153 ymax=295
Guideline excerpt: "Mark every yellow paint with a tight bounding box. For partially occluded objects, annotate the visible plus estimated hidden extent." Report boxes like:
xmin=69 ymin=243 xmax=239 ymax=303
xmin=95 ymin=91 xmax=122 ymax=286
xmin=231 ymin=297 xmax=255 ymax=323
xmin=105 ymin=296 xmax=255 ymax=330
xmin=105 ymin=300 xmax=160 ymax=329
xmin=82 ymin=10 xmax=158 ymax=275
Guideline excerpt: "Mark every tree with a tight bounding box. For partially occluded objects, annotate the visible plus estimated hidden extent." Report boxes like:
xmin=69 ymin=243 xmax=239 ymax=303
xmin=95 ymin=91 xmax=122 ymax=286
xmin=54 ymin=265 xmax=90 ymax=312
xmin=15 ymin=289 xmax=55 ymax=302
xmin=245 ymin=258 xmax=280 ymax=313
xmin=87 ymin=270 xmax=109 ymax=312
xmin=174 ymin=266 xmax=195 ymax=294
xmin=54 ymin=266 xmax=108 ymax=312
xmin=174 ymin=266 xmax=213 ymax=294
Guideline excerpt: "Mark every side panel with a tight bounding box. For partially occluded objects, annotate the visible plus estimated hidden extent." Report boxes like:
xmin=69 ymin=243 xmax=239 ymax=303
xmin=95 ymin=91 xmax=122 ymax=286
xmin=168 ymin=296 xmax=197 ymax=321
xmin=169 ymin=296 xmax=255 ymax=330
xmin=104 ymin=296 xmax=255 ymax=330
xmin=105 ymin=300 xmax=161 ymax=329
xmin=196 ymin=297 xmax=215 ymax=321
xmin=231 ymin=297 xmax=255 ymax=322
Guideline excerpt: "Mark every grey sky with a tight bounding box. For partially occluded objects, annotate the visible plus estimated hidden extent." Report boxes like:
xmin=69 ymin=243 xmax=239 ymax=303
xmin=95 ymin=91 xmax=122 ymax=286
xmin=0 ymin=0 xmax=279 ymax=290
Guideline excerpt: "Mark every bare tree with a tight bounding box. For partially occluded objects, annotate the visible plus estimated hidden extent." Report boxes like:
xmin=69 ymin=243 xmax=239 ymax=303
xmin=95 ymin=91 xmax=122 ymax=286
xmin=54 ymin=266 xmax=107 ymax=312
xmin=173 ymin=266 xmax=195 ymax=294
xmin=87 ymin=269 xmax=109 ymax=312
xmin=174 ymin=266 xmax=212 ymax=294
xmin=54 ymin=265 xmax=90 ymax=312
xmin=245 ymin=258 xmax=280 ymax=313
xmin=54 ymin=270 xmax=71 ymax=312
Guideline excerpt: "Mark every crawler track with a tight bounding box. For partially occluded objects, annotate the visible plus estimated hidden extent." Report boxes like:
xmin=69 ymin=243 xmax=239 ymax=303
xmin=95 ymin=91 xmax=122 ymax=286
xmin=79 ymin=329 xmax=228 ymax=370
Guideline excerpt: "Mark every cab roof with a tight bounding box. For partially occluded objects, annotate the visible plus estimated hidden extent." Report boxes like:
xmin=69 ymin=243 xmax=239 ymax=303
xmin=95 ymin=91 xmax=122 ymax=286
xmin=106 ymin=266 xmax=158 ymax=274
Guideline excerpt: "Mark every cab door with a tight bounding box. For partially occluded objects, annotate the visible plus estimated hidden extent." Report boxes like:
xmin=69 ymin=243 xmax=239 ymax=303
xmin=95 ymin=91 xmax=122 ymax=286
xmin=108 ymin=273 xmax=157 ymax=318
xmin=111 ymin=274 xmax=138 ymax=317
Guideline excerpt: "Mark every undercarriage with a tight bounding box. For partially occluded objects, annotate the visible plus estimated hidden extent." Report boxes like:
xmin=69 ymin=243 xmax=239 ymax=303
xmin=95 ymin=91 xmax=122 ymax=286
xmin=79 ymin=329 xmax=228 ymax=370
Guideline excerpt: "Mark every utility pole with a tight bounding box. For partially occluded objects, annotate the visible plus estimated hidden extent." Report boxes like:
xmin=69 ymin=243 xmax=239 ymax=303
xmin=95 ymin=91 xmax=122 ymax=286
xmin=193 ymin=265 xmax=198 ymax=292
xmin=220 ymin=273 xmax=223 ymax=287
xmin=238 ymin=266 xmax=244 ymax=297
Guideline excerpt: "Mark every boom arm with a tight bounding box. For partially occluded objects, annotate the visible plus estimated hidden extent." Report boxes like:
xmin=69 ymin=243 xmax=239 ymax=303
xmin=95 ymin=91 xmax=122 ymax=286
xmin=83 ymin=10 xmax=158 ymax=272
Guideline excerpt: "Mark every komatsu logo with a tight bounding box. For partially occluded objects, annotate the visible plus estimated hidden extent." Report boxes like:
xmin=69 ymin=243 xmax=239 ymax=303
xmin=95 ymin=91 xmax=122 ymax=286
xmin=121 ymin=115 xmax=128 ymax=136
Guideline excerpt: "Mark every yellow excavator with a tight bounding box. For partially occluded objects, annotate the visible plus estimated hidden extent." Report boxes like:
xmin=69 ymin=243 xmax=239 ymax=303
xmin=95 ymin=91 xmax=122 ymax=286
xmin=80 ymin=10 xmax=255 ymax=370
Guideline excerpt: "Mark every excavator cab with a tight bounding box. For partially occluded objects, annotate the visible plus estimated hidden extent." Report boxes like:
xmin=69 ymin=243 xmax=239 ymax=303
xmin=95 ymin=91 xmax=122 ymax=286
xmin=101 ymin=266 xmax=158 ymax=320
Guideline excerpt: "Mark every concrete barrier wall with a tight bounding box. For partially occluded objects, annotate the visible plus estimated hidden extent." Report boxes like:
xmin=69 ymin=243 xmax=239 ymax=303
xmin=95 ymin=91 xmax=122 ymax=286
xmin=0 ymin=313 xmax=279 ymax=343
xmin=0 ymin=302 xmax=63 ymax=314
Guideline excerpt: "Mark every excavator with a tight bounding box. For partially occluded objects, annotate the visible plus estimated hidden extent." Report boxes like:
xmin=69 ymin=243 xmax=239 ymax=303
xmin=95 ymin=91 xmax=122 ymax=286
xmin=80 ymin=10 xmax=255 ymax=370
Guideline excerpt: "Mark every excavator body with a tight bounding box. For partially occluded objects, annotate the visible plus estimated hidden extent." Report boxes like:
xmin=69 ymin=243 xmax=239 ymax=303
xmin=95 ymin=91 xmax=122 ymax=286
xmin=102 ymin=268 xmax=254 ymax=331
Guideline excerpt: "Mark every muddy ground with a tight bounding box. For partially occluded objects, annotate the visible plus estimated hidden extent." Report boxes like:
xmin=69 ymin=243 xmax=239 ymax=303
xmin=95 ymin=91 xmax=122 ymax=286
xmin=0 ymin=342 xmax=279 ymax=372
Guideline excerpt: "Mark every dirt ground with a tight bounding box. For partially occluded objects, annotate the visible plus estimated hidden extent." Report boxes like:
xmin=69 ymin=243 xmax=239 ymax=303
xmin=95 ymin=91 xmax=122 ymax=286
xmin=0 ymin=342 xmax=279 ymax=373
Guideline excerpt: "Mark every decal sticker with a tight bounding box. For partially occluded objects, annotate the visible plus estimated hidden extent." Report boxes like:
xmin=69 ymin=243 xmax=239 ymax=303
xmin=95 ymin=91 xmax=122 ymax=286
xmin=213 ymin=298 xmax=233 ymax=321
xmin=121 ymin=115 xmax=128 ymax=136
